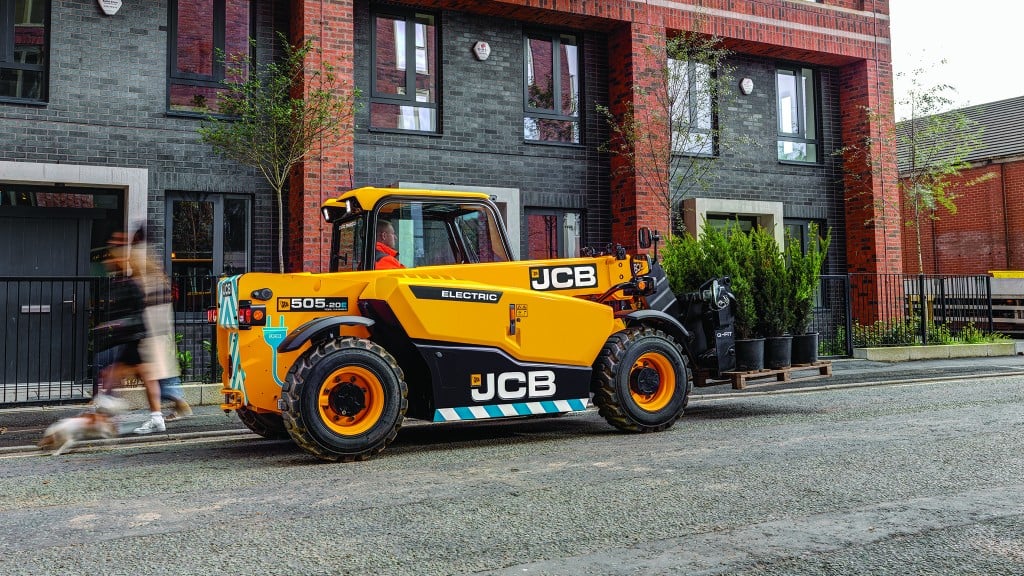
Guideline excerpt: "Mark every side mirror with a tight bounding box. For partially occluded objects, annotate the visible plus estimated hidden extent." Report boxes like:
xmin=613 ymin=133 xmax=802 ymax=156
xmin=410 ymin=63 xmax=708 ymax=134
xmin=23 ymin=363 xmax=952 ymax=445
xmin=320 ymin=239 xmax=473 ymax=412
xmin=637 ymin=227 xmax=652 ymax=249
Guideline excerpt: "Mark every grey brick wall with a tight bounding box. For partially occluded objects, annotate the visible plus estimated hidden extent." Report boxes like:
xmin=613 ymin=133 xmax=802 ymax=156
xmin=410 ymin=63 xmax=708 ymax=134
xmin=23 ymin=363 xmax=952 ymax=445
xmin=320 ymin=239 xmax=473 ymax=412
xmin=671 ymin=55 xmax=847 ymax=272
xmin=352 ymin=1 xmax=611 ymax=256
xmin=0 ymin=1 xmax=281 ymax=272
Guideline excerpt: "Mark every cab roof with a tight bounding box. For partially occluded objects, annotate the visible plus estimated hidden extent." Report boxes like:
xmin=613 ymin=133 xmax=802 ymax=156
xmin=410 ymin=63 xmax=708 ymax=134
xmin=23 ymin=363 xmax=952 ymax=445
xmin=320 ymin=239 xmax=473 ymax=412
xmin=322 ymin=186 xmax=492 ymax=212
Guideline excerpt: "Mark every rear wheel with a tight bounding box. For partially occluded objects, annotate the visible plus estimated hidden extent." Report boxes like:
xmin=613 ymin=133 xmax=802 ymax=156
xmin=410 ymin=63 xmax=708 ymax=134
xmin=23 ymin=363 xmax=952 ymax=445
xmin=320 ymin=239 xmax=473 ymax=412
xmin=280 ymin=338 xmax=407 ymax=462
xmin=592 ymin=327 xmax=690 ymax=433
xmin=236 ymin=406 xmax=290 ymax=440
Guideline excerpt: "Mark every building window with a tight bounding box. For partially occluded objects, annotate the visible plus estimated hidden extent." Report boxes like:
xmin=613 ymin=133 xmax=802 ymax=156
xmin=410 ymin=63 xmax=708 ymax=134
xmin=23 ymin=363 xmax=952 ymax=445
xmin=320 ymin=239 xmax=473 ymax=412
xmin=525 ymin=209 xmax=581 ymax=259
xmin=524 ymin=31 xmax=579 ymax=144
xmin=165 ymin=192 xmax=250 ymax=309
xmin=776 ymin=66 xmax=818 ymax=163
xmin=0 ymin=0 xmax=48 ymax=103
xmin=370 ymin=10 xmax=437 ymax=132
xmin=168 ymin=0 xmax=252 ymax=115
xmin=668 ymin=58 xmax=714 ymax=156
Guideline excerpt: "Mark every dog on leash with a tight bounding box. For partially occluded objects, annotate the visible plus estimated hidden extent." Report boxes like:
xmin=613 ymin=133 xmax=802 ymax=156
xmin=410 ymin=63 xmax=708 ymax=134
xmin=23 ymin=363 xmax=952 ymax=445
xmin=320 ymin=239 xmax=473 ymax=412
xmin=38 ymin=412 xmax=118 ymax=456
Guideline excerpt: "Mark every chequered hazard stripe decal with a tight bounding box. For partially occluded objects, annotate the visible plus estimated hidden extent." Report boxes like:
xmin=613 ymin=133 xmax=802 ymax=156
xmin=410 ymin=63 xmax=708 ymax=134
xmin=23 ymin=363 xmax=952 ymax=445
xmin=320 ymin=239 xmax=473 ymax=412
xmin=433 ymin=398 xmax=589 ymax=422
xmin=228 ymin=331 xmax=248 ymax=404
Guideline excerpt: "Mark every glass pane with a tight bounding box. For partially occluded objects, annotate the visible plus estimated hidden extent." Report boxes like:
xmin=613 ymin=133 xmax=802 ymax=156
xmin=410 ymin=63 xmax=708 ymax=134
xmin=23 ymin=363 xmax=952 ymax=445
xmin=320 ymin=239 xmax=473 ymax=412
xmin=225 ymin=0 xmax=251 ymax=79
xmin=526 ymin=37 xmax=554 ymax=111
xmin=524 ymin=116 xmax=579 ymax=143
xmin=778 ymin=140 xmax=809 ymax=162
xmin=527 ymin=213 xmax=558 ymax=260
xmin=370 ymin=102 xmax=436 ymax=131
xmin=559 ymin=36 xmax=578 ymax=116
xmin=223 ymin=198 xmax=249 ymax=274
xmin=420 ymin=219 xmax=455 ymax=266
xmin=802 ymin=68 xmax=816 ymax=136
xmin=776 ymin=70 xmax=798 ymax=135
xmin=171 ymin=200 xmax=214 ymax=269
xmin=171 ymin=200 xmax=214 ymax=309
xmin=0 ymin=68 xmax=43 ymax=100
xmin=176 ymin=0 xmax=215 ymax=77
xmin=375 ymin=15 xmax=404 ymax=95
xmin=169 ymin=81 xmax=226 ymax=113
xmin=456 ymin=207 xmax=509 ymax=263
xmin=16 ymin=0 xmax=46 ymax=23
xmin=563 ymin=212 xmax=581 ymax=258
xmin=693 ymin=62 xmax=713 ymax=130
xmin=413 ymin=14 xmax=435 ymax=103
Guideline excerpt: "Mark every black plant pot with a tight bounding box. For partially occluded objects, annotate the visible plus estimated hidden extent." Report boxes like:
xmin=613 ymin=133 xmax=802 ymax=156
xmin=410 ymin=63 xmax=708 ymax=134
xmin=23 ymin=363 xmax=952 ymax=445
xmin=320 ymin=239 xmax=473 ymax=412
xmin=764 ymin=335 xmax=792 ymax=369
xmin=791 ymin=333 xmax=819 ymax=365
xmin=734 ymin=338 xmax=765 ymax=372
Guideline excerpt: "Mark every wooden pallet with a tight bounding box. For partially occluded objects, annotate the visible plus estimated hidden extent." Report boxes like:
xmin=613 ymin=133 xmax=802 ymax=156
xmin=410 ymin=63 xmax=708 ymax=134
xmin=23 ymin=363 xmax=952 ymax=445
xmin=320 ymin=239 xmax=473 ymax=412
xmin=696 ymin=361 xmax=832 ymax=390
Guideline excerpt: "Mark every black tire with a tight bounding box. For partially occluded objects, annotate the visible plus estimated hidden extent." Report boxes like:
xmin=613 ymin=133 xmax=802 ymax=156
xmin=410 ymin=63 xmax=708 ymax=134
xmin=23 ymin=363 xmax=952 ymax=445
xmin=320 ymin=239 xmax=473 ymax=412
xmin=280 ymin=338 xmax=408 ymax=462
xmin=592 ymin=327 xmax=691 ymax=433
xmin=236 ymin=406 xmax=290 ymax=440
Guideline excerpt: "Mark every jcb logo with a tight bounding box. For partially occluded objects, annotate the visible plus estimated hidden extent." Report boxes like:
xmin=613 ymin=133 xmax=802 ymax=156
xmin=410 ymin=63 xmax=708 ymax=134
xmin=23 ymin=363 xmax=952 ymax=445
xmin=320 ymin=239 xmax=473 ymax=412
xmin=529 ymin=265 xmax=598 ymax=291
xmin=470 ymin=370 xmax=557 ymax=402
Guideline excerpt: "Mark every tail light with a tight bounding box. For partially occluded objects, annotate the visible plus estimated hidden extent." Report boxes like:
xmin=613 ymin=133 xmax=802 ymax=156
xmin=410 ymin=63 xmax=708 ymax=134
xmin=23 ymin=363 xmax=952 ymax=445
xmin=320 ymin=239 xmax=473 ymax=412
xmin=207 ymin=307 xmax=218 ymax=324
xmin=237 ymin=300 xmax=266 ymax=329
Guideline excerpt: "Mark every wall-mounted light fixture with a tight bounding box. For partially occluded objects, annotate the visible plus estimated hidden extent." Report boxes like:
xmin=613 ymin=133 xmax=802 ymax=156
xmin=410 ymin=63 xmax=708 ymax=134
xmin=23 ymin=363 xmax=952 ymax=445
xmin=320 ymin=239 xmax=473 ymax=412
xmin=473 ymin=41 xmax=492 ymax=61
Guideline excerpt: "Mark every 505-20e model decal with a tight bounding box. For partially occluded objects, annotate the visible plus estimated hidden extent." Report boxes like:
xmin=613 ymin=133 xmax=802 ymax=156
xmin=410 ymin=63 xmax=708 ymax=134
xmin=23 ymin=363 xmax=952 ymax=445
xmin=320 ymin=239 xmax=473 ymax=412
xmin=277 ymin=297 xmax=348 ymax=312
xmin=528 ymin=264 xmax=598 ymax=291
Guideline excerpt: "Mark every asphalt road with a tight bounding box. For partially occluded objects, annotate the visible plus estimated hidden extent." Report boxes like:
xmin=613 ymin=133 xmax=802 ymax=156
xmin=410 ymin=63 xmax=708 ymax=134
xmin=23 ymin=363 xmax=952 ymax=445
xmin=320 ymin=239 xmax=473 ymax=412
xmin=1 ymin=373 xmax=1022 ymax=575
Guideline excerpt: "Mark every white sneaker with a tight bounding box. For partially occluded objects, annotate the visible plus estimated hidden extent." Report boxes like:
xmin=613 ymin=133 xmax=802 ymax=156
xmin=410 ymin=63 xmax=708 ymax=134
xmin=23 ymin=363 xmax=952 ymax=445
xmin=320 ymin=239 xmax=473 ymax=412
xmin=133 ymin=416 xmax=166 ymax=435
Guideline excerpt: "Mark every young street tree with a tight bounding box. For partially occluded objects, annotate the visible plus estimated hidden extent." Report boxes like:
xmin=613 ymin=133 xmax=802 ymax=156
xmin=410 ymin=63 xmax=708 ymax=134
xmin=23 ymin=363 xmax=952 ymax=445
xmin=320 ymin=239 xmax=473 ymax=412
xmin=896 ymin=65 xmax=991 ymax=274
xmin=199 ymin=34 xmax=359 ymax=272
xmin=599 ymin=31 xmax=736 ymax=235
xmin=841 ymin=61 xmax=991 ymax=274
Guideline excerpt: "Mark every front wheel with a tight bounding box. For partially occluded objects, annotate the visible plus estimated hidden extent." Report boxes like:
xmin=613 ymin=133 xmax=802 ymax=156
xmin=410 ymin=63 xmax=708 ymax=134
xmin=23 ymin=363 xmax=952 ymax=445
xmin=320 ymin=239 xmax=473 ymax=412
xmin=280 ymin=338 xmax=408 ymax=462
xmin=592 ymin=327 xmax=691 ymax=433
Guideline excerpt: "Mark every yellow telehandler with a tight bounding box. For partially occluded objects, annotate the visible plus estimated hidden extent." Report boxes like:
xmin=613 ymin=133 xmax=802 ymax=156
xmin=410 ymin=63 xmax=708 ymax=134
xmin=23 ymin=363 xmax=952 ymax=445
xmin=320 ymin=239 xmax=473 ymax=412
xmin=212 ymin=187 xmax=736 ymax=461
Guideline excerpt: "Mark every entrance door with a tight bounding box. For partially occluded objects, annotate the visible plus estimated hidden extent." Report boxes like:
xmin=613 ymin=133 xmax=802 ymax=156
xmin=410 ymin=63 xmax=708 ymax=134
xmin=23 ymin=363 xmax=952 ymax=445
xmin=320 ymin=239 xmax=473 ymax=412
xmin=0 ymin=213 xmax=91 ymax=398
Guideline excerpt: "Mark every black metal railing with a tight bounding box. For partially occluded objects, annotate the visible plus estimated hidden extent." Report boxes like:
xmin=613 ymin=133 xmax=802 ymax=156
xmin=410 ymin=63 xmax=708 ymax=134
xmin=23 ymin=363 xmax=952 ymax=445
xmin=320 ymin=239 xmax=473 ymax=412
xmin=848 ymin=273 xmax=995 ymax=347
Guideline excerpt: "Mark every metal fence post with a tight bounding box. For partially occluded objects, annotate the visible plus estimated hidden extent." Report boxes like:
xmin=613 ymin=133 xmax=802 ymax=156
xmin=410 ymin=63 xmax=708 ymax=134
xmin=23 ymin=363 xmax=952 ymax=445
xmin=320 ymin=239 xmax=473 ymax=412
xmin=918 ymin=274 xmax=927 ymax=345
xmin=986 ymin=275 xmax=994 ymax=334
xmin=844 ymin=275 xmax=854 ymax=357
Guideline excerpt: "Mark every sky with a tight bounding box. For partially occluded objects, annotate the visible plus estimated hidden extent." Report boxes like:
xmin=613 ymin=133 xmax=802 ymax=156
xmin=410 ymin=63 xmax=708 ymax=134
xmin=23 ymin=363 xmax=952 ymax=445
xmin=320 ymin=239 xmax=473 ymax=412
xmin=888 ymin=1 xmax=1023 ymax=119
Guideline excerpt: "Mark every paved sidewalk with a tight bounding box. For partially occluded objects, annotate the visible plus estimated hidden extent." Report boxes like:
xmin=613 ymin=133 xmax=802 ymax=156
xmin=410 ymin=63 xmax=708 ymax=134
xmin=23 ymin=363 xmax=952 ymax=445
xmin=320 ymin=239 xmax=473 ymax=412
xmin=3 ymin=354 xmax=1024 ymax=452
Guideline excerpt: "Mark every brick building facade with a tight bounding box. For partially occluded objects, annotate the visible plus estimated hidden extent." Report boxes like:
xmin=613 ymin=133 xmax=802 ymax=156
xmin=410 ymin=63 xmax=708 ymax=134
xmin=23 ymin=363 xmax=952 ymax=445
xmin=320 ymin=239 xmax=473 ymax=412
xmin=1 ymin=0 xmax=897 ymax=282
xmin=898 ymin=96 xmax=1024 ymax=275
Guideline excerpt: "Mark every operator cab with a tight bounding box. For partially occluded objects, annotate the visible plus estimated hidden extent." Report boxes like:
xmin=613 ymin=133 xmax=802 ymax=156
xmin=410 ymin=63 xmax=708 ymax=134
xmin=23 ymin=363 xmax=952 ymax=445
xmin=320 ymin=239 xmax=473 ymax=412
xmin=322 ymin=187 xmax=513 ymax=272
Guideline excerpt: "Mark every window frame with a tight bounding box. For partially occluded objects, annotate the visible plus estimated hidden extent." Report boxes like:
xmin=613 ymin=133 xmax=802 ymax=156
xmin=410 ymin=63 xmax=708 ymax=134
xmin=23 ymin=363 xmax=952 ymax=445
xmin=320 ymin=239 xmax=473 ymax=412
xmin=0 ymin=0 xmax=50 ymax=104
xmin=522 ymin=29 xmax=582 ymax=145
xmin=163 ymin=191 xmax=253 ymax=285
xmin=668 ymin=57 xmax=716 ymax=157
xmin=166 ymin=0 xmax=255 ymax=117
xmin=369 ymin=8 xmax=440 ymax=134
xmin=775 ymin=64 xmax=821 ymax=164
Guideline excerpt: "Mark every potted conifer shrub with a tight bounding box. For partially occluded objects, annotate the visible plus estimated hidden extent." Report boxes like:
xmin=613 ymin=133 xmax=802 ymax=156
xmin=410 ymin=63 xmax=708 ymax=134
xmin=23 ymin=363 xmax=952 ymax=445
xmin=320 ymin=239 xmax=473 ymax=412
xmin=722 ymin=224 xmax=762 ymax=371
xmin=785 ymin=223 xmax=831 ymax=365
xmin=751 ymin=226 xmax=793 ymax=369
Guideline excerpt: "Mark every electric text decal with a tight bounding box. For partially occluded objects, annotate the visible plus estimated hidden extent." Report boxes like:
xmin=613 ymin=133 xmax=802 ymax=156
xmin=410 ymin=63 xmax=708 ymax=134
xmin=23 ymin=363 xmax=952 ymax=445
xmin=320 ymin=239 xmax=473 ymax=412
xmin=410 ymin=286 xmax=503 ymax=303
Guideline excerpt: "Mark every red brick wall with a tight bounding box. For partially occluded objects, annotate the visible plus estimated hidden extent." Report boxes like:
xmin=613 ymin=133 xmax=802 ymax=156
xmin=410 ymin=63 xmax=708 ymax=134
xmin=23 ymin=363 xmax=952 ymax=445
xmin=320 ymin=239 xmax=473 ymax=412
xmin=900 ymin=161 xmax=1023 ymax=275
xmin=288 ymin=0 xmax=355 ymax=273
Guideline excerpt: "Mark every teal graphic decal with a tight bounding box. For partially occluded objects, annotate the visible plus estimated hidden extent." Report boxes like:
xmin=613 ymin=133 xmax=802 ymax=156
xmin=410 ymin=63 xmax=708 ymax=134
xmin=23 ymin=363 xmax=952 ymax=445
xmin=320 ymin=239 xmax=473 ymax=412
xmin=262 ymin=315 xmax=289 ymax=387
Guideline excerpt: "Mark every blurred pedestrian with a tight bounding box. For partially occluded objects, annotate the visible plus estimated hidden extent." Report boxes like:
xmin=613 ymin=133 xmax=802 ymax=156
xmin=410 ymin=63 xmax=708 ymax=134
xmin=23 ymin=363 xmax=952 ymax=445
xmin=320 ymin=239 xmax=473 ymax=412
xmin=91 ymin=231 xmax=147 ymax=414
xmin=130 ymin=228 xmax=192 ymax=434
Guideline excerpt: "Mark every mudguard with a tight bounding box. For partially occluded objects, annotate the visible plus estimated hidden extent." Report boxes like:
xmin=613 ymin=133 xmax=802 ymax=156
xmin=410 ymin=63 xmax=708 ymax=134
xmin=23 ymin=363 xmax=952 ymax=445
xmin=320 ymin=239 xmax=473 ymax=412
xmin=278 ymin=316 xmax=375 ymax=353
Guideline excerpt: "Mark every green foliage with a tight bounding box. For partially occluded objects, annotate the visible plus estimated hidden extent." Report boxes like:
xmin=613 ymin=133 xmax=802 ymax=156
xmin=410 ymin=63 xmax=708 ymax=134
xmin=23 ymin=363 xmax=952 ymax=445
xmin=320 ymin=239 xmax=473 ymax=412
xmin=852 ymin=317 xmax=1009 ymax=347
xmin=174 ymin=332 xmax=193 ymax=375
xmin=660 ymin=220 xmax=759 ymax=339
xmin=785 ymin=223 xmax=831 ymax=334
xmin=818 ymin=326 xmax=846 ymax=357
xmin=750 ymin=226 xmax=790 ymax=338
xmin=198 ymin=32 xmax=361 ymax=272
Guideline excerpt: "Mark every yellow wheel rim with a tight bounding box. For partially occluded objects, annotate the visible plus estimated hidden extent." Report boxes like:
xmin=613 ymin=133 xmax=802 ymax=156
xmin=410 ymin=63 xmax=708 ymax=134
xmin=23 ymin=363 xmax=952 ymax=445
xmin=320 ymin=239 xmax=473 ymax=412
xmin=318 ymin=366 xmax=385 ymax=436
xmin=629 ymin=352 xmax=676 ymax=412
